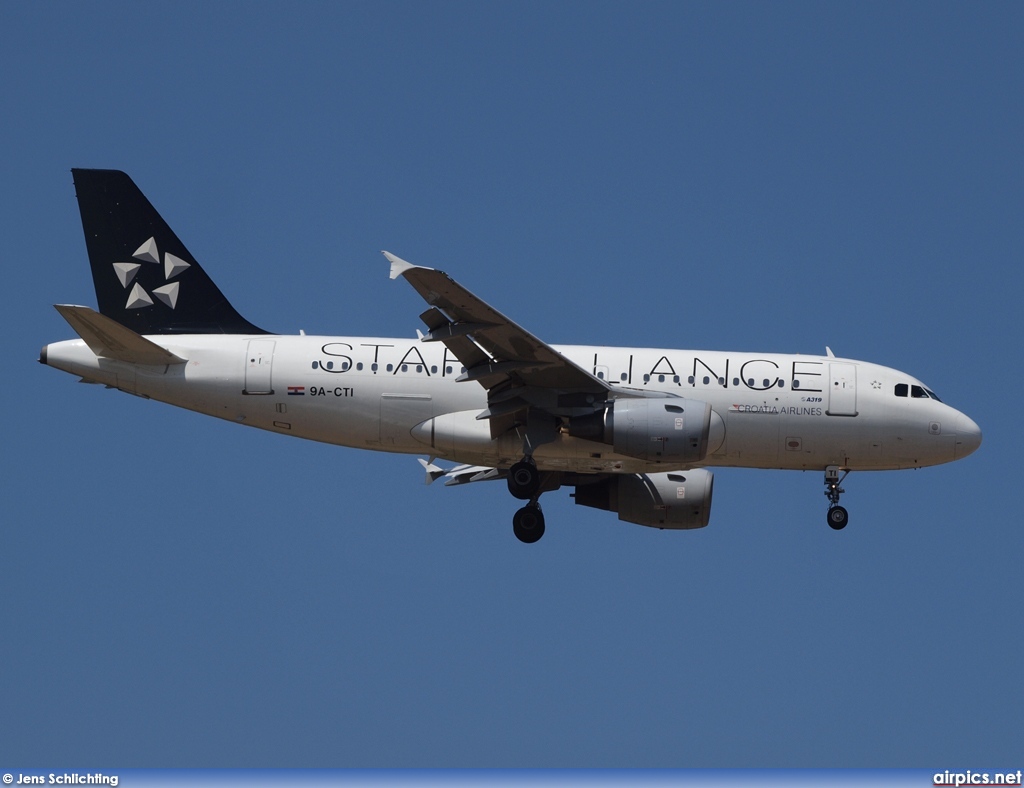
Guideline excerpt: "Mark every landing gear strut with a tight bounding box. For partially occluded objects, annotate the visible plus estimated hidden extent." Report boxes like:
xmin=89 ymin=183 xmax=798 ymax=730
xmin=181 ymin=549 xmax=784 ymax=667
xmin=824 ymin=465 xmax=850 ymax=530
xmin=508 ymin=414 xmax=559 ymax=542
xmin=509 ymin=456 xmax=551 ymax=543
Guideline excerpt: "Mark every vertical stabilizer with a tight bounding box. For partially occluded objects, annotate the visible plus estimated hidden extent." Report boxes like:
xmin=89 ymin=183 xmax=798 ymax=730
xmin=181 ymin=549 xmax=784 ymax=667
xmin=72 ymin=169 xmax=266 ymax=335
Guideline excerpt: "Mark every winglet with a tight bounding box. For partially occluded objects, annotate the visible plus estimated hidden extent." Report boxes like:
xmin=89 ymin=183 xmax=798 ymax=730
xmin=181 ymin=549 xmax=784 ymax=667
xmin=383 ymin=250 xmax=430 ymax=280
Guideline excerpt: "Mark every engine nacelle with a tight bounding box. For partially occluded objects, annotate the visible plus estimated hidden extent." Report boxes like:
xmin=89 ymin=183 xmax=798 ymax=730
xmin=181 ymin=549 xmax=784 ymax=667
xmin=568 ymin=397 xmax=723 ymax=464
xmin=573 ymin=469 xmax=714 ymax=529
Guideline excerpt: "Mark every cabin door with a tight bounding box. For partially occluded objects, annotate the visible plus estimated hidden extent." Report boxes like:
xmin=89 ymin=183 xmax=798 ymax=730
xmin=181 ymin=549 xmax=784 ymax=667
xmin=827 ymin=363 xmax=857 ymax=416
xmin=244 ymin=340 xmax=276 ymax=395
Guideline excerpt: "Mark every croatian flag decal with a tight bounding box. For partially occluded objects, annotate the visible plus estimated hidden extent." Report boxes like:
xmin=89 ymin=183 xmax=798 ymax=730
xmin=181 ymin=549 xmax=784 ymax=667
xmin=287 ymin=386 xmax=305 ymax=396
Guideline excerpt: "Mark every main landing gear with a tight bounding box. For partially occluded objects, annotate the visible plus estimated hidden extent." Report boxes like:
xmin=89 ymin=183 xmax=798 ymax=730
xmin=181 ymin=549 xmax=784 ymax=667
xmin=512 ymin=501 xmax=545 ymax=543
xmin=824 ymin=465 xmax=850 ymax=530
xmin=507 ymin=457 xmax=547 ymax=543
xmin=507 ymin=458 xmax=541 ymax=500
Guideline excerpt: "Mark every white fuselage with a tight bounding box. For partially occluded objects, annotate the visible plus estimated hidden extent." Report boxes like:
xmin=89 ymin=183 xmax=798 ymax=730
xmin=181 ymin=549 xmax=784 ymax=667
xmin=43 ymin=333 xmax=981 ymax=475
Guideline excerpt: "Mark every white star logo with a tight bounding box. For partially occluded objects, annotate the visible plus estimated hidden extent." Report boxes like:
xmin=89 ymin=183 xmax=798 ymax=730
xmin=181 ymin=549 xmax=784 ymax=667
xmin=113 ymin=237 xmax=190 ymax=310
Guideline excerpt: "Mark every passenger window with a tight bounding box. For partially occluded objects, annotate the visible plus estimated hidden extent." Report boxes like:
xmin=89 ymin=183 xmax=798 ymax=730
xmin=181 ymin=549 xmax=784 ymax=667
xmin=703 ymin=376 xmax=710 ymax=385
xmin=895 ymin=384 xmax=908 ymax=397
xmin=911 ymin=385 xmax=929 ymax=398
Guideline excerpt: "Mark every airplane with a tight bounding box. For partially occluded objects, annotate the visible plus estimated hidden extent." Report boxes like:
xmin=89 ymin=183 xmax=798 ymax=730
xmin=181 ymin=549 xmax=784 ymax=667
xmin=40 ymin=169 xmax=982 ymax=543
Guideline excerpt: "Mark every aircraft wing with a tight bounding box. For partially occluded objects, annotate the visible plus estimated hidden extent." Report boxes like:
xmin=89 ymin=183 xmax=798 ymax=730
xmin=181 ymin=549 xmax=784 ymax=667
xmin=385 ymin=251 xmax=622 ymax=438
xmin=385 ymin=251 xmax=609 ymax=395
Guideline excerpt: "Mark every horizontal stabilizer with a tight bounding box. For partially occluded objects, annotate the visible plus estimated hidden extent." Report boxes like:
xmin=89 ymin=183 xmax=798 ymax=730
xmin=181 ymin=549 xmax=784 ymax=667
xmin=442 ymin=464 xmax=505 ymax=486
xmin=54 ymin=304 xmax=187 ymax=365
xmin=417 ymin=458 xmax=447 ymax=486
xmin=413 ymin=460 xmax=507 ymax=487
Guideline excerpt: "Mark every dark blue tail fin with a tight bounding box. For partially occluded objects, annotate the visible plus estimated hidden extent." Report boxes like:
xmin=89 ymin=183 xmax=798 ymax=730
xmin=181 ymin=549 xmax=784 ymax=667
xmin=72 ymin=169 xmax=266 ymax=335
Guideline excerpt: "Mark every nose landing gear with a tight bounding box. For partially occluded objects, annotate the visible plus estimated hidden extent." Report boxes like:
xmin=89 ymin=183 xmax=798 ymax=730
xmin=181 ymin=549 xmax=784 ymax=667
xmin=827 ymin=505 xmax=849 ymax=530
xmin=824 ymin=465 xmax=850 ymax=530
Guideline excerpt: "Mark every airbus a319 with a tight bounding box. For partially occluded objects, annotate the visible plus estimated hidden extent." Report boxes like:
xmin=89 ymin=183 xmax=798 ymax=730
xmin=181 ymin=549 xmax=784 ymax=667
xmin=41 ymin=170 xmax=982 ymax=542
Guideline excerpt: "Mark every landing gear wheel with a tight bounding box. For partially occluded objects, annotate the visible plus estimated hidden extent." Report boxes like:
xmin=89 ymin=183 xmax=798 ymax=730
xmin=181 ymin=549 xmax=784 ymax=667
xmin=513 ymin=504 xmax=545 ymax=543
xmin=507 ymin=460 xmax=540 ymax=500
xmin=827 ymin=505 xmax=849 ymax=530
xmin=823 ymin=466 xmax=851 ymax=530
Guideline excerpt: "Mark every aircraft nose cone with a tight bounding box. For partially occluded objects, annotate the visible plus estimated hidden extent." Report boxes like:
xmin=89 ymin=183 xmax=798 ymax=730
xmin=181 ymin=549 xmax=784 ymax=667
xmin=954 ymin=413 xmax=982 ymax=460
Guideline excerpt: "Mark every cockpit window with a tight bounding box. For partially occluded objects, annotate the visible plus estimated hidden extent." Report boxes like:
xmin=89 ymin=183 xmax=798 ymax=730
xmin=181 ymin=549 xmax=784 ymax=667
xmin=896 ymin=382 xmax=941 ymax=401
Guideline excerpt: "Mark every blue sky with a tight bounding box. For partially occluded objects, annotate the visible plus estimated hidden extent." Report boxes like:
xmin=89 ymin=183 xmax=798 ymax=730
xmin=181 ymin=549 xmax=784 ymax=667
xmin=1 ymin=0 xmax=1020 ymax=767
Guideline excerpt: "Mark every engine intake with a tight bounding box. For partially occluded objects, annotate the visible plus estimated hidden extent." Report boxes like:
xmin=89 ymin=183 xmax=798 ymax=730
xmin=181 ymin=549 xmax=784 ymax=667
xmin=568 ymin=397 xmax=722 ymax=464
xmin=574 ymin=470 xmax=714 ymax=529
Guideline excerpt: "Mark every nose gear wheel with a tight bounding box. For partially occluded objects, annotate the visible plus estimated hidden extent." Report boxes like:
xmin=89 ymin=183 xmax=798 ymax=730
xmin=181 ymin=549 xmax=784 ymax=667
xmin=827 ymin=505 xmax=849 ymax=530
xmin=824 ymin=466 xmax=851 ymax=530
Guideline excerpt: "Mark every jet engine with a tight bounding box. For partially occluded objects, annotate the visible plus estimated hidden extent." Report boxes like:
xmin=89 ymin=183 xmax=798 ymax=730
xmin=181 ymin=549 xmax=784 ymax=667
xmin=568 ymin=397 xmax=723 ymax=464
xmin=573 ymin=469 xmax=714 ymax=529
